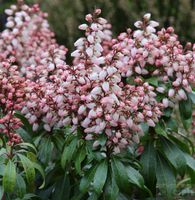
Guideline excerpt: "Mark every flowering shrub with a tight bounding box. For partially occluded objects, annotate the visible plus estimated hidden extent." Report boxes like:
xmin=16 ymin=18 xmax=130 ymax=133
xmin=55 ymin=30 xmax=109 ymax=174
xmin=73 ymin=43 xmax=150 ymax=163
xmin=0 ymin=1 xmax=195 ymax=200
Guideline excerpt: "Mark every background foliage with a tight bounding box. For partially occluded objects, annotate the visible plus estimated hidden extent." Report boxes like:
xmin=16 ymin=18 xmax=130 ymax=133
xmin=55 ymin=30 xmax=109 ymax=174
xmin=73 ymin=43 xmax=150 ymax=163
xmin=1 ymin=0 xmax=195 ymax=54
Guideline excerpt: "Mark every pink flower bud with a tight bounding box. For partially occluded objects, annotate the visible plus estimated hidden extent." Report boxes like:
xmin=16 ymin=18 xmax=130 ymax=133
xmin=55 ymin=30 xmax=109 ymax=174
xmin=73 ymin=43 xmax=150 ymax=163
xmin=147 ymin=119 xmax=155 ymax=127
xmin=144 ymin=13 xmax=151 ymax=21
xmin=85 ymin=134 xmax=93 ymax=140
xmin=156 ymin=87 xmax=165 ymax=93
xmin=102 ymin=82 xmax=109 ymax=92
xmin=33 ymin=123 xmax=39 ymax=131
xmin=134 ymin=21 xmax=142 ymax=28
xmin=87 ymin=35 xmax=94 ymax=43
xmin=86 ymin=47 xmax=93 ymax=57
xmin=162 ymin=98 xmax=169 ymax=108
xmin=78 ymin=105 xmax=86 ymax=114
xmin=74 ymin=38 xmax=84 ymax=46
xmin=178 ymin=89 xmax=187 ymax=100
xmin=93 ymin=140 xmax=99 ymax=148
xmin=5 ymin=9 xmax=13 ymax=15
xmin=168 ymin=89 xmax=175 ymax=97
xmin=6 ymin=21 xmax=14 ymax=28
xmin=78 ymin=24 xmax=88 ymax=30
xmin=44 ymin=124 xmax=51 ymax=132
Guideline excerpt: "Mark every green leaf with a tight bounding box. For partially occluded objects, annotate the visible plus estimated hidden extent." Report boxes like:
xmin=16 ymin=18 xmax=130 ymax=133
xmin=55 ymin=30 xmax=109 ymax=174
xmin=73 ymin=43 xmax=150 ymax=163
xmin=16 ymin=128 xmax=32 ymax=142
xmin=168 ymin=134 xmax=191 ymax=154
xmin=166 ymin=118 xmax=178 ymax=132
xmin=126 ymin=165 xmax=145 ymax=189
xmin=160 ymin=138 xmax=186 ymax=172
xmin=52 ymin=175 xmax=70 ymax=200
xmin=87 ymin=193 xmax=99 ymax=200
xmin=179 ymin=188 xmax=195 ymax=196
xmin=140 ymin=123 xmax=149 ymax=134
xmin=163 ymin=107 xmax=173 ymax=117
xmin=146 ymin=77 xmax=158 ymax=87
xmin=15 ymin=174 xmax=26 ymax=198
xmin=16 ymin=142 xmax=37 ymax=154
xmin=22 ymin=193 xmax=40 ymax=199
xmin=14 ymin=112 xmax=33 ymax=134
xmin=52 ymin=134 xmax=65 ymax=151
xmin=111 ymin=158 xmax=132 ymax=195
xmin=140 ymin=141 xmax=156 ymax=190
xmin=154 ymin=123 xmax=167 ymax=137
xmin=79 ymin=165 xmax=97 ymax=193
xmin=181 ymin=118 xmax=192 ymax=130
xmin=27 ymin=152 xmax=37 ymax=163
xmin=0 ymin=164 xmax=5 ymax=176
xmin=38 ymin=136 xmax=54 ymax=163
xmin=179 ymin=96 xmax=192 ymax=120
xmin=61 ymin=137 xmax=77 ymax=168
xmin=0 ymin=186 xmax=4 ymax=200
xmin=183 ymin=153 xmax=195 ymax=171
xmin=80 ymin=164 xmax=98 ymax=193
xmin=177 ymin=131 xmax=195 ymax=153
xmin=189 ymin=91 xmax=195 ymax=104
xmin=33 ymin=162 xmax=45 ymax=189
xmin=3 ymin=160 xmax=16 ymax=192
xmin=188 ymin=167 xmax=195 ymax=184
xmin=93 ymin=160 xmax=108 ymax=194
xmin=104 ymin=172 xmax=119 ymax=200
xmin=75 ymin=145 xmax=86 ymax=174
xmin=18 ymin=154 xmax=35 ymax=189
xmin=156 ymin=152 xmax=176 ymax=199
xmin=0 ymin=148 xmax=7 ymax=157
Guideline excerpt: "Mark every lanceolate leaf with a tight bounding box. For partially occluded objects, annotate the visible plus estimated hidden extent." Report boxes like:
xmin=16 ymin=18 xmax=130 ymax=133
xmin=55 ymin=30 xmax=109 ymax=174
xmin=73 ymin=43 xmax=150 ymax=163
xmin=160 ymin=138 xmax=186 ymax=172
xmin=15 ymin=174 xmax=26 ymax=198
xmin=52 ymin=175 xmax=70 ymax=200
xmin=183 ymin=153 xmax=195 ymax=171
xmin=154 ymin=123 xmax=167 ymax=137
xmin=80 ymin=164 xmax=98 ymax=193
xmin=146 ymin=77 xmax=158 ymax=87
xmin=104 ymin=170 xmax=119 ymax=200
xmin=61 ymin=137 xmax=78 ymax=168
xmin=179 ymin=96 xmax=192 ymax=120
xmin=38 ymin=136 xmax=54 ymax=163
xmin=156 ymin=152 xmax=176 ymax=199
xmin=14 ymin=112 xmax=33 ymax=134
xmin=188 ymin=91 xmax=195 ymax=104
xmin=87 ymin=193 xmax=99 ymax=200
xmin=0 ymin=186 xmax=3 ymax=200
xmin=93 ymin=160 xmax=108 ymax=194
xmin=126 ymin=166 xmax=144 ymax=189
xmin=52 ymin=134 xmax=65 ymax=151
xmin=75 ymin=145 xmax=86 ymax=174
xmin=18 ymin=154 xmax=35 ymax=189
xmin=140 ymin=141 xmax=157 ymax=190
xmin=111 ymin=158 xmax=132 ymax=195
xmin=3 ymin=160 xmax=16 ymax=192
xmin=0 ymin=164 xmax=5 ymax=176
xmin=168 ymin=135 xmax=191 ymax=154
xmin=16 ymin=143 xmax=37 ymax=154
xmin=179 ymin=96 xmax=192 ymax=130
xmin=33 ymin=162 xmax=45 ymax=189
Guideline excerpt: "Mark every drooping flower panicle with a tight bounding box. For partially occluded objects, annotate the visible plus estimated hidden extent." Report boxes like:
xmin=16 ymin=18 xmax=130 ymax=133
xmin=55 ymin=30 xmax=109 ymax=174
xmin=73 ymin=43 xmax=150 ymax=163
xmin=0 ymin=2 xmax=194 ymax=152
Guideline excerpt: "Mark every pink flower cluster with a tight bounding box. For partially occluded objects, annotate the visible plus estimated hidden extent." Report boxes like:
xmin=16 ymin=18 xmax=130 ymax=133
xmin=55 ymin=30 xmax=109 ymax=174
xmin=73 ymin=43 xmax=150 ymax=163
xmin=0 ymin=57 xmax=25 ymax=145
xmin=0 ymin=2 xmax=194 ymax=152
xmin=113 ymin=14 xmax=195 ymax=107
xmin=0 ymin=1 xmax=68 ymax=80
xmin=70 ymin=10 xmax=163 ymax=151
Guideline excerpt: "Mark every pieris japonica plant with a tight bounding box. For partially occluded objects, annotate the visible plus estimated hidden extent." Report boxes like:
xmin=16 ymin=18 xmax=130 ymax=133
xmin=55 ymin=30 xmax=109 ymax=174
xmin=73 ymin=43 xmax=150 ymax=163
xmin=0 ymin=1 xmax=195 ymax=200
